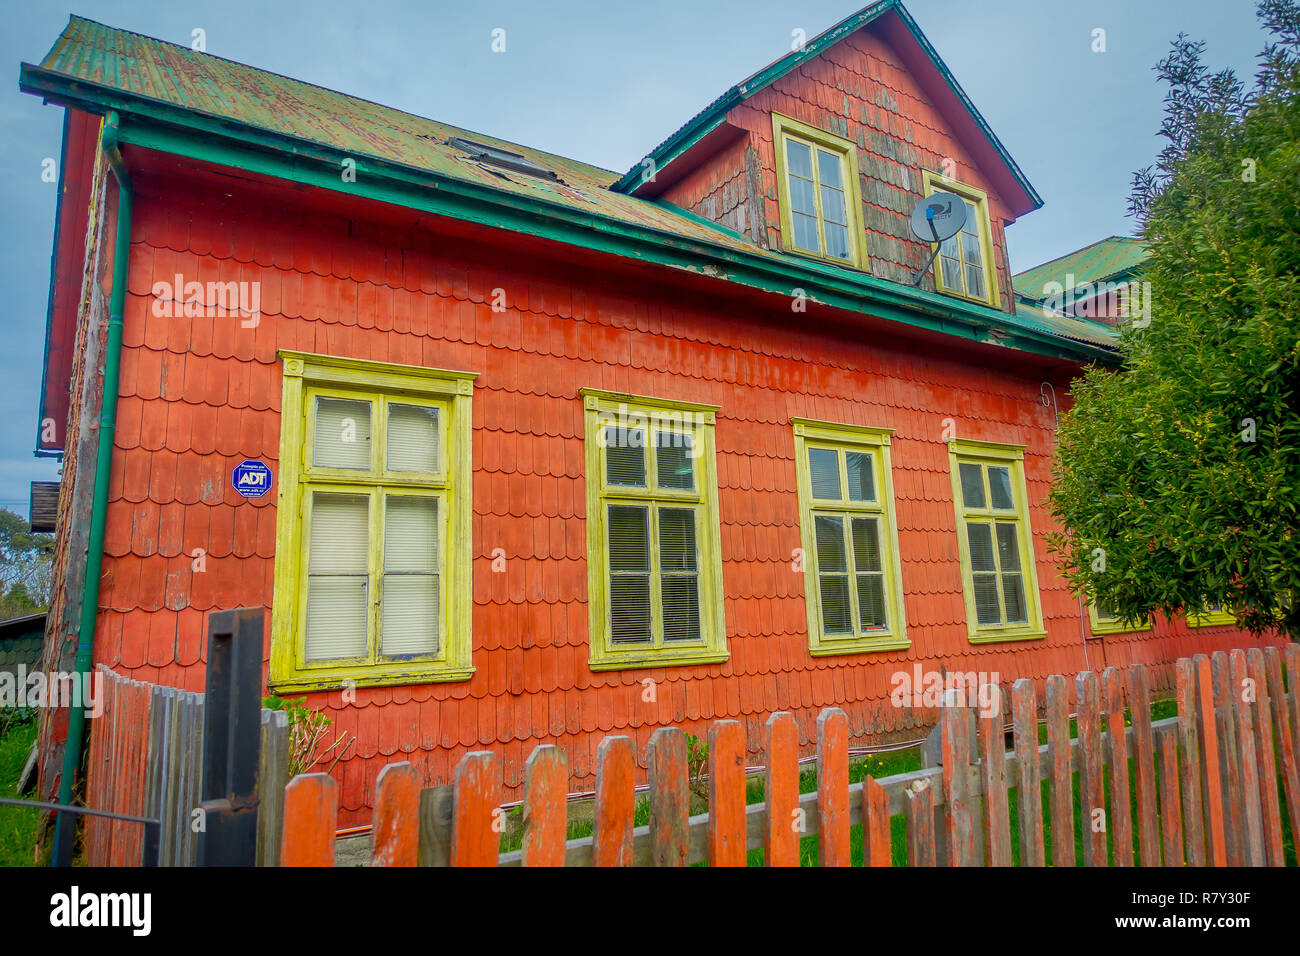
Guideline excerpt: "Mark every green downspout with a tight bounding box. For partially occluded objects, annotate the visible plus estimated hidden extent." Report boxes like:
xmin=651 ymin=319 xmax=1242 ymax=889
xmin=52 ymin=110 xmax=131 ymax=866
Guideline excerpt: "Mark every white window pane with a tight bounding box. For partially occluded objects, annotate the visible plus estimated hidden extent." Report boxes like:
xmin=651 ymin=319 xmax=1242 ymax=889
xmin=655 ymin=432 xmax=695 ymax=491
xmin=959 ymin=463 xmax=986 ymax=509
xmin=962 ymin=231 xmax=984 ymax=267
xmin=817 ymin=150 xmax=844 ymax=189
xmin=305 ymin=577 xmax=368 ymax=660
xmin=857 ymin=573 xmax=886 ymax=630
xmin=967 ymin=523 xmax=996 ymax=572
xmin=965 ymin=263 xmax=986 ymax=300
xmin=305 ymin=492 xmax=369 ymax=661
xmin=814 ymin=515 xmax=848 ymax=572
xmin=382 ymin=575 xmax=439 ymax=656
xmin=851 ymin=517 xmax=882 ymax=572
xmin=388 ymin=403 xmax=439 ymax=473
xmin=1002 ymin=573 xmax=1027 ymax=623
xmin=786 ymin=139 xmax=813 ymax=180
xmin=988 ymin=467 xmax=1014 ymax=510
xmin=309 ymin=493 xmax=368 ymax=573
xmin=820 ymin=575 xmax=852 ymax=633
xmin=792 ymin=212 xmax=820 ymax=252
xmin=789 ymin=176 xmax=817 ymax=216
xmin=845 ymin=452 xmax=875 ymax=501
xmin=941 ymin=255 xmax=963 ymax=290
xmin=973 ymin=573 xmax=1002 ymax=625
xmin=820 ymin=185 xmax=847 ymax=226
xmin=995 ymin=522 xmax=1021 ymax=572
xmin=824 ymin=221 xmax=851 ymax=260
xmin=385 ymin=496 xmax=439 ymax=571
xmin=808 ymin=447 xmax=841 ymax=500
xmin=314 ymin=396 xmax=371 ymax=470
xmin=605 ymin=428 xmax=646 ymax=486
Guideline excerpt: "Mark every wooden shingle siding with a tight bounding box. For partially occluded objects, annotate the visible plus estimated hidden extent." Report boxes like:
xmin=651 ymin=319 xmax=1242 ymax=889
xmin=82 ymin=168 xmax=1282 ymax=828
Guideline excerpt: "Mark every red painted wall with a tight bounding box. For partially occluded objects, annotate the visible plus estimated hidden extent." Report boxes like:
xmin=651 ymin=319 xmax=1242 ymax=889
xmin=80 ymin=159 xmax=1277 ymax=828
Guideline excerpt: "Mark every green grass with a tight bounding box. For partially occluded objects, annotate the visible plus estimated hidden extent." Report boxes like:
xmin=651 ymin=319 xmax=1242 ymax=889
xmin=0 ymin=715 xmax=40 ymax=867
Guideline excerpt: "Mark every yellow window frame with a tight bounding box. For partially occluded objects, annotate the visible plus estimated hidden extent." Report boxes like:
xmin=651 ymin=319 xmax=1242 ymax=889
xmin=1088 ymin=600 xmax=1151 ymax=635
xmin=792 ymin=419 xmax=908 ymax=656
xmin=772 ymin=113 xmax=867 ymax=269
xmin=1188 ymin=603 xmax=1236 ymax=628
xmin=920 ymin=169 xmax=1000 ymax=308
xmin=270 ymin=351 xmax=477 ymax=692
xmin=948 ymin=439 xmax=1045 ymax=643
xmin=581 ymin=388 xmax=727 ymax=671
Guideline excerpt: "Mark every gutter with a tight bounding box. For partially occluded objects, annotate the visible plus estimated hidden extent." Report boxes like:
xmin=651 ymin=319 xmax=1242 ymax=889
xmin=51 ymin=110 xmax=131 ymax=867
xmin=18 ymin=64 xmax=1117 ymax=367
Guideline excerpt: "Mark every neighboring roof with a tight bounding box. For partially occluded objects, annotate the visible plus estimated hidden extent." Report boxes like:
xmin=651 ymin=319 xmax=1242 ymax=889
xmin=1012 ymin=236 xmax=1149 ymax=302
xmin=1012 ymin=299 xmax=1115 ymax=348
xmin=19 ymin=14 xmax=1116 ymax=364
xmin=611 ymin=0 xmax=1042 ymax=218
xmin=0 ymin=612 xmax=47 ymax=640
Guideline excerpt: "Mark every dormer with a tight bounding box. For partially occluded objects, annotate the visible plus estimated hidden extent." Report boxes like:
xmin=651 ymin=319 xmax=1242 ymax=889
xmin=613 ymin=0 xmax=1039 ymax=317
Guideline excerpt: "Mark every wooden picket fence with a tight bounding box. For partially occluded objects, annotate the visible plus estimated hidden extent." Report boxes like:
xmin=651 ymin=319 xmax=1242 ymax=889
xmin=84 ymin=665 xmax=290 ymax=865
xmin=280 ymin=646 xmax=1300 ymax=866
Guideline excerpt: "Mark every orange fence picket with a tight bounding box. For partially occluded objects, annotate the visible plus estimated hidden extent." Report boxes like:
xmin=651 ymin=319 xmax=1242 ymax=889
xmin=259 ymin=648 xmax=1298 ymax=869
xmin=281 ymin=773 xmax=337 ymax=867
xmin=371 ymin=762 xmax=419 ymax=867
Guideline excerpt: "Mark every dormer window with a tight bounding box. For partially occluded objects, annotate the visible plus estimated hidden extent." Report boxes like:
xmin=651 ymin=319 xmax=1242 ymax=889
xmin=772 ymin=114 xmax=865 ymax=269
xmin=921 ymin=170 xmax=999 ymax=307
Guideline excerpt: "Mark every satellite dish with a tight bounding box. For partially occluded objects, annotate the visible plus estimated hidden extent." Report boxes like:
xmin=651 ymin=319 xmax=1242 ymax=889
xmin=910 ymin=192 xmax=966 ymax=243
xmin=908 ymin=192 xmax=967 ymax=286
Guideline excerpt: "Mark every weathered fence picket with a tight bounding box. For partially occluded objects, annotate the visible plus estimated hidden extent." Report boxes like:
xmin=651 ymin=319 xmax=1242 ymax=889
xmin=82 ymin=645 xmax=1300 ymax=869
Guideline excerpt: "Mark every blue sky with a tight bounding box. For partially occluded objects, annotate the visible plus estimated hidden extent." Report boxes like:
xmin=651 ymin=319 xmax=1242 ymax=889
xmin=0 ymin=0 xmax=1256 ymax=516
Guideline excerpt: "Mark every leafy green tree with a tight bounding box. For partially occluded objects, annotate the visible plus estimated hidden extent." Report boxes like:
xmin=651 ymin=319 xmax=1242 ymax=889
xmin=0 ymin=508 xmax=54 ymax=620
xmin=1050 ymin=0 xmax=1300 ymax=639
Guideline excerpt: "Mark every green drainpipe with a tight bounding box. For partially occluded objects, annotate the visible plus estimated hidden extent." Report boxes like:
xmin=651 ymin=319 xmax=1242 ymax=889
xmin=52 ymin=110 xmax=132 ymax=867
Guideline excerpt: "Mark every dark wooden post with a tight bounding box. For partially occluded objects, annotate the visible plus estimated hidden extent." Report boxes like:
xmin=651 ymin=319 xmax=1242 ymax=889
xmin=197 ymin=607 xmax=265 ymax=866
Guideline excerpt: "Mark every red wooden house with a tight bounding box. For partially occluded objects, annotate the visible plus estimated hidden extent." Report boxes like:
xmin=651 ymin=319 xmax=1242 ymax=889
xmin=22 ymin=2 xmax=1274 ymax=826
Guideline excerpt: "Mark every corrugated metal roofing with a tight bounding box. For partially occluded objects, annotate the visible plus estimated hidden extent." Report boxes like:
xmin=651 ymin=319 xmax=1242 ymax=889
xmin=30 ymin=15 xmax=1115 ymax=355
xmin=36 ymin=17 xmax=766 ymax=255
xmin=1012 ymin=299 xmax=1115 ymax=348
xmin=1012 ymin=236 xmax=1149 ymax=302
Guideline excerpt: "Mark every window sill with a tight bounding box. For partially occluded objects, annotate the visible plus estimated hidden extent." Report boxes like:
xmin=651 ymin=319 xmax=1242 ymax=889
xmin=1091 ymin=621 xmax=1152 ymax=635
xmin=967 ymin=628 xmax=1047 ymax=645
xmin=269 ymin=664 xmax=476 ymax=694
xmin=809 ymin=637 xmax=911 ymax=656
xmin=588 ymin=649 xmax=729 ymax=672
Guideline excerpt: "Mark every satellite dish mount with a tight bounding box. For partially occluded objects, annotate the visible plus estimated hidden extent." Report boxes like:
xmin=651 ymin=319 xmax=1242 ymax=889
xmin=907 ymin=192 xmax=967 ymax=287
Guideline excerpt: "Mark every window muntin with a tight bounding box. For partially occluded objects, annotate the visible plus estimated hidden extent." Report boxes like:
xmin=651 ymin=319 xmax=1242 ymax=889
xmin=921 ymin=170 xmax=999 ymax=307
xmin=271 ymin=352 xmax=475 ymax=691
xmin=582 ymin=390 xmax=727 ymax=670
xmin=948 ymin=440 xmax=1044 ymax=642
xmin=794 ymin=420 xmax=908 ymax=655
xmin=773 ymin=114 xmax=865 ymax=268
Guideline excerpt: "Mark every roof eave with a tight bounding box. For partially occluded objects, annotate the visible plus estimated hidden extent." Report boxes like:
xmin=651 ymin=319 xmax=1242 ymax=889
xmin=612 ymin=0 xmax=1041 ymax=215
xmin=20 ymin=63 xmax=1114 ymax=367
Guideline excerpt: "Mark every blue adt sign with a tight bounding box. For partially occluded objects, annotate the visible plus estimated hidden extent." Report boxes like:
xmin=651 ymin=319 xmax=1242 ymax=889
xmin=232 ymin=460 xmax=273 ymax=499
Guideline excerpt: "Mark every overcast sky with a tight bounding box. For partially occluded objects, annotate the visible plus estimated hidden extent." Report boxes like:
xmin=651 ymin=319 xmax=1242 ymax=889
xmin=0 ymin=0 xmax=1258 ymax=517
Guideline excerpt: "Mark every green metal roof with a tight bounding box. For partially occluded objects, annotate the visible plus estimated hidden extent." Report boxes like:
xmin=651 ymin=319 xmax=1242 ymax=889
xmin=20 ymin=15 xmax=1117 ymax=364
xmin=1012 ymin=236 xmax=1149 ymax=302
xmin=610 ymin=0 xmax=1042 ymax=217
